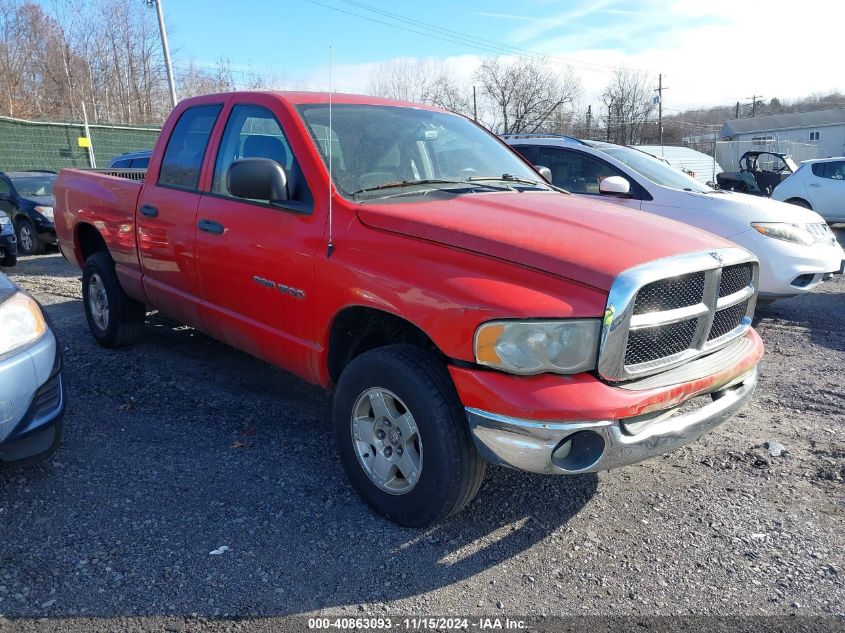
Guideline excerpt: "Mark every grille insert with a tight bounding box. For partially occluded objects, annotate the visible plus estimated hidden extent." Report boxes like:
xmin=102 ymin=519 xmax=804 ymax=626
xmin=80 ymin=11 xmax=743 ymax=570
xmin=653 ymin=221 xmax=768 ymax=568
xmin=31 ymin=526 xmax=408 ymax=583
xmin=708 ymin=300 xmax=749 ymax=341
xmin=633 ymin=272 xmax=705 ymax=313
xmin=718 ymin=264 xmax=753 ymax=298
xmin=625 ymin=318 xmax=699 ymax=365
xmin=33 ymin=374 xmax=62 ymax=417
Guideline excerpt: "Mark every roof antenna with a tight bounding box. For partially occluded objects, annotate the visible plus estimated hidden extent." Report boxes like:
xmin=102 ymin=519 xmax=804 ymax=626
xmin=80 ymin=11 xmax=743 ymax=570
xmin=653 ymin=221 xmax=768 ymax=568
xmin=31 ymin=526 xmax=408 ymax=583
xmin=326 ymin=46 xmax=335 ymax=258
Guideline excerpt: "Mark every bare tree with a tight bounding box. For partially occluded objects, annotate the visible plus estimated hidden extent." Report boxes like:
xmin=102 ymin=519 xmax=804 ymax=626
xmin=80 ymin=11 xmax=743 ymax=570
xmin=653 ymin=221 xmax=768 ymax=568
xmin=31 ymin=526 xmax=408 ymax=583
xmin=368 ymin=58 xmax=470 ymax=115
xmin=474 ymin=57 xmax=581 ymax=134
xmin=600 ymin=68 xmax=656 ymax=145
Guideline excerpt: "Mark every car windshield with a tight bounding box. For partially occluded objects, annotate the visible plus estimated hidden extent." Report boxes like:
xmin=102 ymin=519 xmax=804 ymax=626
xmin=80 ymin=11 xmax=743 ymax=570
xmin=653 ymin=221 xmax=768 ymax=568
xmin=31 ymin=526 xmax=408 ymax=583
xmin=11 ymin=175 xmax=56 ymax=197
xmin=297 ymin=104 xmax=548 ymax=198
xmin=598 ymin=146 xmax=712 ymax=193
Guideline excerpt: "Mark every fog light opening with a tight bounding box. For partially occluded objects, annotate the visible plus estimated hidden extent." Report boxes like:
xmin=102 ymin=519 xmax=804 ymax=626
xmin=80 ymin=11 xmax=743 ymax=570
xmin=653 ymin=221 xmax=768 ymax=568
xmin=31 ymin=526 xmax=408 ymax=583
xmin=551 ymin=430 xmax=606 ymax=472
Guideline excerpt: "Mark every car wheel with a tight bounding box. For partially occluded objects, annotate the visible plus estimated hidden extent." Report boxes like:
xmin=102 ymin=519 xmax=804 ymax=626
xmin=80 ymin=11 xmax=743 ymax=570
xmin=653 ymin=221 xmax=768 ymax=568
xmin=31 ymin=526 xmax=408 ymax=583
xmin=786 ymin=198 xmax=812 ymax=210
xmin=82 ymin=252 xmax=145 ymax=348
xmin=0 ymin=251 xmax=15 ymax=267
xmin=16 ymin=218 xmax=44 ymax=255
xmin=333 ymin=344 xmax=485 ymax=527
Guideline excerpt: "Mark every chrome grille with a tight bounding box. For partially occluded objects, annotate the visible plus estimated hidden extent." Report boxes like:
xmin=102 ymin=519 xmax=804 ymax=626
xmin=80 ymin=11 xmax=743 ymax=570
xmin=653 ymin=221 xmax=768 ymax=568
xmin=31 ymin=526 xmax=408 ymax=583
xmin=718 ymin=264 xmax=753 ymax=298
xmin=599 ymin=248 xmax=758 ymax=382
xmin=709 ymin=300 xmax=749 ymax=341
xmin=625 ymin=318 xmax=699 ymax=365
xmin=634 ymin=272 xmax=705 ymax=312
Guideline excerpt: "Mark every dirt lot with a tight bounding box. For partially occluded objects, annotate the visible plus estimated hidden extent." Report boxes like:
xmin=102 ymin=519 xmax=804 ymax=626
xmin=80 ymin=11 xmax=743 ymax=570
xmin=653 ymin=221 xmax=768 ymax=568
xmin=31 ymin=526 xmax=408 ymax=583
xmin=1 ymin=244 xmax=843 ymax=630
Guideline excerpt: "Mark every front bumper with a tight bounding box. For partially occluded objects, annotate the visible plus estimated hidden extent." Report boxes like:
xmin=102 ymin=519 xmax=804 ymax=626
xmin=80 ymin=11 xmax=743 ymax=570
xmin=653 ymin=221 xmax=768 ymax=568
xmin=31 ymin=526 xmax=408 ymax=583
xmin=0 ymin=329 xmax=65 ymax=464
xmin=730 ymin=229 xmax=844 ymax=298
xmin=466 ymin=367 xmax=756 ymax=474
xmin=0 ymin=229 xmax=16 ymax=264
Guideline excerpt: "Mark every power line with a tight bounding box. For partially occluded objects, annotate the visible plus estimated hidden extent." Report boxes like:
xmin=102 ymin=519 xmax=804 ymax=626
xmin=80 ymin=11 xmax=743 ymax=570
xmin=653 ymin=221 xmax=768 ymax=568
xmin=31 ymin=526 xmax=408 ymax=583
xmin=303 ymin=0 xmax=653 ymax=75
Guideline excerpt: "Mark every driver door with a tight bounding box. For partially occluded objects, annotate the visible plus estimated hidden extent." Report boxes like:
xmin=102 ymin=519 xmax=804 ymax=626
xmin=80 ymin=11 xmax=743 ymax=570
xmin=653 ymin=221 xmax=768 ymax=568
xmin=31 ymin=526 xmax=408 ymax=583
xmin=194 ymin=101 xmax=321 ymax=377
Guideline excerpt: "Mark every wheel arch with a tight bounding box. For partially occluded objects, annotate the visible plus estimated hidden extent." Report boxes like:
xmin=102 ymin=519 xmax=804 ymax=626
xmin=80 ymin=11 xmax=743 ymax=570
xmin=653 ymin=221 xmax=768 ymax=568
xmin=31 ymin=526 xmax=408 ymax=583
xmin=74 ymin=221 xmax=111 ymax=265
xmin=783 ymin=197 xmax=813 ymax=210
xmin=326 ymin=305 xmax=443 ymax=385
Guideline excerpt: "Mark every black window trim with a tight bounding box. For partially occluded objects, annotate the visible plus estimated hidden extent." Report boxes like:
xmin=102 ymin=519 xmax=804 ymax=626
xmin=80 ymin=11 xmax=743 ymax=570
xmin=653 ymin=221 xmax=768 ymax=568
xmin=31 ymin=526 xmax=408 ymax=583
xmin=205 ymin=103 xmax=314 ymax=216
xmin=155 ymin=102 xmax=224 ymax=194
xmin=533 ymin=145 xmax=653 ymax=201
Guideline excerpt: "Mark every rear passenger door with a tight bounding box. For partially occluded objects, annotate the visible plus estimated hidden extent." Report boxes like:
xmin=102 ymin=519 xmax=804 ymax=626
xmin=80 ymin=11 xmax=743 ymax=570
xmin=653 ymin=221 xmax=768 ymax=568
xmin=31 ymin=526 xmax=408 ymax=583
xmin=194 ymin=100 xmax=320 ymax=375
xmin=137 ymin=102 xmax=223 ymax=328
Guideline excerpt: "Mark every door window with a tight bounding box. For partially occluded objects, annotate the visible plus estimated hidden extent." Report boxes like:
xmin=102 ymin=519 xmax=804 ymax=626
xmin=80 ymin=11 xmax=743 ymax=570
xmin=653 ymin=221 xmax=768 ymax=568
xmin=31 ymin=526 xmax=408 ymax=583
xmin=814 ymin=161 xmax=845 ymax=180
xmin=0 ymin=179 xmax=9 ymax=196
xmin=158 ymin=104 xmax=222 ymax=191
xmin=211 ymin=104 xmax=310 ymax=209
xmin=536 ymin=146 xmax=628 ymax=194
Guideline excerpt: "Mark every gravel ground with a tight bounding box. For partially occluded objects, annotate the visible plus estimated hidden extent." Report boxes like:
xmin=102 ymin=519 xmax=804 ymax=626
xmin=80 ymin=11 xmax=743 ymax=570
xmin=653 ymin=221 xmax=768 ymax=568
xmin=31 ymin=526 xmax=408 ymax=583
xmin=0 ymin=242 xmax=843 ymax=631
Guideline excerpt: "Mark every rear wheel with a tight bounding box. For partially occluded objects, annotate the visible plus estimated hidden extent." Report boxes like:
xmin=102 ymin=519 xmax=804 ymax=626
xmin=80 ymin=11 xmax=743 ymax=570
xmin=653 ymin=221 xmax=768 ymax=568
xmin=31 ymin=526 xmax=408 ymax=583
xmin=82 ymin=252 xmax=145 ymax=348
xmin=16 ymin=218 xmax=44 ymax=255
xmin=333 ymin=344 xmax=485 ymax=527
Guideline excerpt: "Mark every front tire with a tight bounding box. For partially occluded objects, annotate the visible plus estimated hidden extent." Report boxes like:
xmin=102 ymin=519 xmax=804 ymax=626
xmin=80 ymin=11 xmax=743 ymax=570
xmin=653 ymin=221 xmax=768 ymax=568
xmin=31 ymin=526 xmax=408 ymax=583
xmin=82 ymin=252 xmax=145 ymax=348
xmin=333 ymin=345 xmax=485 ymax=527
xmin=16 ymin=218 xmax=44 ymax=255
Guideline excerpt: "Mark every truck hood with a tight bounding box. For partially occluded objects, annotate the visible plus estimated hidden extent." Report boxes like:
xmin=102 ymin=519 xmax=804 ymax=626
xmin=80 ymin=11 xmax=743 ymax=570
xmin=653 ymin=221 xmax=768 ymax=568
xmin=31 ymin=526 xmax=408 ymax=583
xmin=356 ymin=191 xmax=736 ymax=291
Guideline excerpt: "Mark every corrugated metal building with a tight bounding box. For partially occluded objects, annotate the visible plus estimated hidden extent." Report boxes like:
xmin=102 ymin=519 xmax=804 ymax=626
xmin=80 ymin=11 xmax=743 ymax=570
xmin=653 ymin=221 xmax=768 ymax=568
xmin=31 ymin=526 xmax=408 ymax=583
xmin=720 ymin=108 xmax=845 ymax=159
xmin=634 ymin=145 xmax=723 ymax=185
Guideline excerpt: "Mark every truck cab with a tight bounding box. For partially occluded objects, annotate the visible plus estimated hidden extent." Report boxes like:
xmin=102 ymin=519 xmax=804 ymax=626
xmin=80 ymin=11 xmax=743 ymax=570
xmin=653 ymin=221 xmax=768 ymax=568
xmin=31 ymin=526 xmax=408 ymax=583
xmin=54 ymin=92 xmax=763 ymax=526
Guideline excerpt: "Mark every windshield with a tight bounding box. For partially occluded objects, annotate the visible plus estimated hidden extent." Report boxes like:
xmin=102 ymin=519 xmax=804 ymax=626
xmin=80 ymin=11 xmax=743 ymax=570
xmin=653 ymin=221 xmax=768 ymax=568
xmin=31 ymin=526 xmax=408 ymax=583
xmin=11 ymin=175 xmax=56 ymax=197
xmin=598 ymin=146 xmax=712 ymax=193
xmin=297 ymin=104 xmax=546 ymax=198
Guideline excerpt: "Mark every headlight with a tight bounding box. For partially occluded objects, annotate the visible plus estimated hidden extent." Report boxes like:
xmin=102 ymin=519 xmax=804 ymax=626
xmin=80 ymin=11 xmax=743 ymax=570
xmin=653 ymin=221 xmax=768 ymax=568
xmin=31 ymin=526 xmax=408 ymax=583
xmin=751 ymin=222 xmax=814 ymax=246
xmin=0 ymin=292 xmax=47 ymax=357
xmin=35 ymin=205 xmax=54 ymax=220
xmin=474 ymin=319 xmax=600 ymax=375
xmin=0 ymin=214 xmax=9 ymax=227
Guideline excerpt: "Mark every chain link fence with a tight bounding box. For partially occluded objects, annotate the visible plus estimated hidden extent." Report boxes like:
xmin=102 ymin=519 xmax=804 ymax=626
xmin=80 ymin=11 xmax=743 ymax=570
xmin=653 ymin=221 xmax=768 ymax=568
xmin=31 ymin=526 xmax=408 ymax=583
xmin=0 ymin=116 xmax=160 ymax=172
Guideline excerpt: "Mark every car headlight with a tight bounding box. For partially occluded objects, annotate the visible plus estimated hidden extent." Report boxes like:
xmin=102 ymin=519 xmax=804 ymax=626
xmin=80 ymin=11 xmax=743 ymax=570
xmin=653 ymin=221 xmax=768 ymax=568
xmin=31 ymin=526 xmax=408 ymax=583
xmin=751 ymin=222 xmax=814 ymax=246
xmin=474 ymin=319 xmax=601 ymax=375
xmin=35 ymin=205 xmax=54 ymax=220
xmin=0 ymin=292 xmax=47 ymax=357
xmin=0 ymin=214 xmax=9 ymax=227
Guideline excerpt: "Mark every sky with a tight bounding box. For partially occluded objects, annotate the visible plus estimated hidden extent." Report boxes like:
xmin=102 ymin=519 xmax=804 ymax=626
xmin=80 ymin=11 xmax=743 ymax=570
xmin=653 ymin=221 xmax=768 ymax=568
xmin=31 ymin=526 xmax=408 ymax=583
xmin=161 ymin=0 xmax=843 ymax=114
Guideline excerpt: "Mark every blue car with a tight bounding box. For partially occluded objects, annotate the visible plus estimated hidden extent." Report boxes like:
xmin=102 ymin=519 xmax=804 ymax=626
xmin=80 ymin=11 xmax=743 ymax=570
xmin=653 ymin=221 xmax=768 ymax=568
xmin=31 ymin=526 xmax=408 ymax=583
xmin=0 ymin=272 xmax=65 ymax=467
xmin=0 ymin=171 xmax=57 ymax=256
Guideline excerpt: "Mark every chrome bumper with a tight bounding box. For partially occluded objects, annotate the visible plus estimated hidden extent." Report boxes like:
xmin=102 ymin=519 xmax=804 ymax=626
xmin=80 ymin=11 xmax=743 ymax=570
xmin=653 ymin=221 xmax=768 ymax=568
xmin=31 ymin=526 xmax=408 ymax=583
xmin=466 ymin=367 xmax=758 ymax=475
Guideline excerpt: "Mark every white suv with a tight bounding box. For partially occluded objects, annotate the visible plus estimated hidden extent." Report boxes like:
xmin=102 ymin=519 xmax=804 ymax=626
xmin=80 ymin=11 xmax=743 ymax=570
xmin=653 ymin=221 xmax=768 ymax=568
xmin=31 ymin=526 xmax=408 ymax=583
xmin=505 ymin=136 xmax=845 ymax=301
xmin=772 ymin=157 xmax=845 ymax=224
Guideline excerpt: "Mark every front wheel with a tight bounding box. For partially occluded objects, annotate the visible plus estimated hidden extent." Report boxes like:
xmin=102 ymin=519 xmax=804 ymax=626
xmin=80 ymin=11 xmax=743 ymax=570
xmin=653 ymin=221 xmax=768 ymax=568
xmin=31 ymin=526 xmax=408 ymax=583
xmin=82 ymin=252 xmax=146 ymax=348
xmin=16 ymin=218 xmax=45 ymax=255
xmin=333 ymin=345 xmax=485 ymax=527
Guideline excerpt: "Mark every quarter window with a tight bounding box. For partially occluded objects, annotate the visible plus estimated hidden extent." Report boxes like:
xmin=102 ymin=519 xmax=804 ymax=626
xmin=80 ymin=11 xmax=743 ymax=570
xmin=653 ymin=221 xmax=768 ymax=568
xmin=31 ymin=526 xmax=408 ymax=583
xmin=158 ymin=104 xmax=222 ymax=191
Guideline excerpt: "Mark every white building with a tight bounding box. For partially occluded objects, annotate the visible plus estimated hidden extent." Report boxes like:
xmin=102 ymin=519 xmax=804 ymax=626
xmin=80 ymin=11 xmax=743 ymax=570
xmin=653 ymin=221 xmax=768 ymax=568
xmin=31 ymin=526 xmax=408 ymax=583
xmin=720 ymin=108 xmax=845 ymax=159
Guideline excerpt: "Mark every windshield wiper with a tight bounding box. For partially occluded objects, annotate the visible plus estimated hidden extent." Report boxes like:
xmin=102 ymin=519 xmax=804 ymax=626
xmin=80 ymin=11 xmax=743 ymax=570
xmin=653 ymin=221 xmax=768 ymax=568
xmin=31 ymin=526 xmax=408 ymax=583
xmin=468 ymin=174 xmax=567 ymax=193
xmin=350 ymin=179 xmax=507 ymax=197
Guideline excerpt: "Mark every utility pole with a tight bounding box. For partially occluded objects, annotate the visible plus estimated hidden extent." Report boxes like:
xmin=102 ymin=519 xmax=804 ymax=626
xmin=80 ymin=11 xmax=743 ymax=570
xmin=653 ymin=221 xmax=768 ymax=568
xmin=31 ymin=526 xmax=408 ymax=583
xmin=735 ymin=101 xmax=740 ymax=119
xmin=585 ymin=105 xmax=592 ymax=139
xmin=746 ymin=95 xmax=763 ymax=117
xmin=147 ymin=0 xmax=177 ymax=109
xmin=472 ymin=86 xmax=477 ymax=122
xmin=606 ymin=98 xmax=613 ymax=142
xmin=655 ymin=73 xmax=667 ymax=152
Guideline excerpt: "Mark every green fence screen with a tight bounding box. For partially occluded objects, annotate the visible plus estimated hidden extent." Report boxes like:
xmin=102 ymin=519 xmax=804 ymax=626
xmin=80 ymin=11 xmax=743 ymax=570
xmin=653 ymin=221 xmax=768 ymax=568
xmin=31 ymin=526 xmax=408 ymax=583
xmin=0 ymin=116 xmax=161 ymax=172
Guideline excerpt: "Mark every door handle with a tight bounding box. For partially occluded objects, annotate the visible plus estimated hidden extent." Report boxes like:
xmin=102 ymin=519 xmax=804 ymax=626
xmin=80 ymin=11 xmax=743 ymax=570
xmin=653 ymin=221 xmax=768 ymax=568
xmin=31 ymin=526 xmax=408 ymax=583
xmin=139 ymin=204 xmax=159 ymax=217
xmin=808 ymin=183 xmax=822 ymax=188
xmin=198 ymin=218 xmax=225 ymax=235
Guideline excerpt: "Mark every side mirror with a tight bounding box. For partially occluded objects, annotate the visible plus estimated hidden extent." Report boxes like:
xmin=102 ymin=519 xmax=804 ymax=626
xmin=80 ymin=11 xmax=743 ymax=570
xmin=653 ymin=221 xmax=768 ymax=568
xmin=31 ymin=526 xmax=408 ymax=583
xmin=534 ymin=165 xmax=553 ymax=183
xmin=599 ymin=176 xmax=631 ymax=196
xmin=228 ymin=158 xmax=289 ymax=202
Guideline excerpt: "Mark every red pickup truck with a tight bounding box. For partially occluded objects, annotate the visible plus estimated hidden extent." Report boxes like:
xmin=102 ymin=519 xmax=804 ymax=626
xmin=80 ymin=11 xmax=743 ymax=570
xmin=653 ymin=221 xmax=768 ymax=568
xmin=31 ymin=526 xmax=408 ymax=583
xmin=55 ymin=92 xmax=763 ymax=526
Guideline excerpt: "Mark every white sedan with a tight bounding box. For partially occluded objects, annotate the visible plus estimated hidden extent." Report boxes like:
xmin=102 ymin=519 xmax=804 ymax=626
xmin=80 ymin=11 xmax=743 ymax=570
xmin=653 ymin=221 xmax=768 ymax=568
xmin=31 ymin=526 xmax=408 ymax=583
xmin=506 ymin=136 xmax=845 ymax=301
xmin=772 ymin=157 xmax=845 ymax=224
